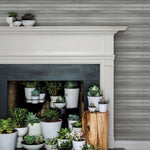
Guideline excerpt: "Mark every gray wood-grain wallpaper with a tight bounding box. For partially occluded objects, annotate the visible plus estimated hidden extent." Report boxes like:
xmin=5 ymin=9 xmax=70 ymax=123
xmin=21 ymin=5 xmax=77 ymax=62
xmin=0 ymin=0 xmax=150 ymax=140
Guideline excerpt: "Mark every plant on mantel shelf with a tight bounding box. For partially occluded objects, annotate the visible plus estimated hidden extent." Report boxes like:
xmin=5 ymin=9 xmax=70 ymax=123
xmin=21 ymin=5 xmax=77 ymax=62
xmin=6 ymin=11 xmax=17 ymax=27
xmin=22 ymin=13 xmax=35 ymax=27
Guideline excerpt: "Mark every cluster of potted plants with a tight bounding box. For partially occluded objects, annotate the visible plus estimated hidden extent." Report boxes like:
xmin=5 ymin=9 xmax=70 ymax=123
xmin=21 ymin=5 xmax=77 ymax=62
xmin=6 ymin=12 xmax=35 ymax=27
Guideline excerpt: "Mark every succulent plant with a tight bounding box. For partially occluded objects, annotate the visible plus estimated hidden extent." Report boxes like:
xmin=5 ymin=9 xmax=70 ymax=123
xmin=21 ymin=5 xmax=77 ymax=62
xmin=22 ymin=13 xmax=34 ymax=20
xmin=87 ymin=85 xmax=103 ymax=97
xmin=99 ymin=97 xmax=109 ymax=104
xmin=45 ymin=138 xmax=57 ymax=145
xmin=0 ymin=118 xmax=14 ymax=134
xmin=82 ymin=144 xmax=95 ymax=150
xmin=65 ymin=130 xmax=83 ymax=141
xmin=35 ymin=135 xmax=44 ymax=144
xmin=24 ymin=135 xmax=35 ymax=144
xmin=37 ymin=86 xmax=46 ymax=93
xmin=56 ymin=97 xmax=65 ymax=103
xmin=57 ymin=128 xmax=71 ymax=140
xmin=89 ymin=103 xmax=95 ymax=107
xmin=22 ymin=81 xmax=38 ymax=88
xmin=8 ymin=12 xmax=17 ymax=17
xmin=72 ymin=121 xmax=82 ymax=128
xmin=64 ymin=81 xmax=78 ymax=88
xmin=68 ymin=114 xmax=80 ymax=121
xmin=32 ymin=89 xmax=40 ymax=96
xmin=60 ymin=140 xmax=72 ymax=150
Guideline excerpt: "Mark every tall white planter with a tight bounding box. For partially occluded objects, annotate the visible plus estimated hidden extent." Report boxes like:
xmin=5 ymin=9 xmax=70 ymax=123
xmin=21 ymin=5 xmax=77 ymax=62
xmin=98 ymin=104 xmax=108 ymax=112
xmin=50 ymin=96 xmax=60 ymax=108
xmin=41 ymin=119 xmax=62 ymax=139
xmin=88 ymin=96 xmax=102 ymax=111
xmin=25 ymin=87 xmax=35 ymax=99
xmin=68 ymin=120 xmax=78 ymax=129
xmin=65 ymin=88 xmax=79 ymax=108
xmin=0 ymin=131 xmax=17 ymax=150
xmin=72 ymin=139 xmax=86 ymax=150
xmin=28 ymin=123 xmax=41 ymax=136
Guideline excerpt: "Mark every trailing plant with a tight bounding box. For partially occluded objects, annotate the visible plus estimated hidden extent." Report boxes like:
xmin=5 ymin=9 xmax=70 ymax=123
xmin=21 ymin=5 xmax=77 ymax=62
xmin=57 ymin=128 xmax=71 ymax=140
xmin=9 ymin=107 xmax=28 ymax=128
xmin=66 ymin=130 xmax=83 ymax=141
xmin=56 ymin=97 xmax=65 ymax=103
xmin=0 ymin=118 xmax=14 ymax=134
xmin=72 ymin=121 xmax=82 ymax=128
xmin=60 ymin=140 xmax=72 ymax=150
xmin=68 ymin=114 xmax=80 ymax=121
xmin=25 ymin=112 xmax=40 ymax=126
xmin=22 ymin=81 xmax=38 ymax=88
xmin=89 ymin=103 xmax=96 ymax=107
xmin=64 ymin=81 xmax=78 ymax=88
xmin=43 ymin=109 xmax=59 ymax=122
xmin=99 ymin=97 xmax=109 ymax=104
xmin=45 ymin=138 xmax=57 ymax=145
xmin=22 ymin=13 xmax=34 ymax=20
xmin=82 ymin=144 xmax=95 ymax=150
xmin=8 ymin=12 xmax=17 ymax=17
xmin=45 ymin=81 xmax=62 ymax=96
xmin=24 ymin=135 xmax=44 ymax=145
xmin=31 ymin=89 xmax=40 ymax=96
xmin=87 ymin=85 xmax=103 ymax=97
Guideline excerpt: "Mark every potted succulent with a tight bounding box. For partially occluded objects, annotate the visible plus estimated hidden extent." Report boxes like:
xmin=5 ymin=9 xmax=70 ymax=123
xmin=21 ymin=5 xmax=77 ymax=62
xmin=64 ymin=81 xmax=79 ymax=108
xmin=0 ymin=118 xmax=17 ymax=150
xmin=41 ymin=109 xmax=62 ymax=139
xmin=22 ymin=13 xmax=35 ymax=27
xmin=57 ymin=128 xmax=71 ymax=147
xmin=59 ymin=140 xmax=72 ymax=150
xmin=13 ymin=17 xmax=22 ymax=27
xmin=87 ymin=85 xmax=103 ymax=111
xmin=31 ymin=89 xmax=40 ymax=104
xmin=21 ymin=135 xmax=45 ymax=150
xmin=25 ymin=112 xmax=41 ymax=136
xmin=9 ymin=107 xmax=28 ymax=148
xmin=45 ymin=138 xmax=58 ymax=150
xmin=82 ymin=144 xmax=95 ymax=150
xmin=54 ymin=96 xmax=66 ymax=109
xmin=68 ymin=114 xmax=80 ymax=129
xmin=37 ymin=84 xmax=46 ymax=103
xmin=88 ymin=103 xmax=96 ymax=113
xmin=98 ymin=97 xmax=109 ymax=113
xmin=72 ymin=121 xmax=82 ymax=133
xmin=6 ymin=11 xmax=17 ymax=27
xmin=46 ymin=81 xmax=63 ymax=108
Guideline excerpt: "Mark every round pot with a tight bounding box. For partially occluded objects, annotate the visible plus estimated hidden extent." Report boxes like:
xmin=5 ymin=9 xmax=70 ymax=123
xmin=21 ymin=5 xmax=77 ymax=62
xmin=0 ymin=130 xmax=17 ymax=150
xmin=64 ymin=88 xmax=79 ymax=108
xmin=22 ymin=20 xmax=35 ymax=27
xmin=88 ymin=107 xmax=96 ymax=113
xmin=72 ymin=127 xmax=82 ymax=133
xmin=45 ymin=144 xmax=58 ymax=150
xmin=68 ymin=120 xmax=78 ymax=129
xmin=15 ymin=126 xmax=28 ymax=148
xmin=6 ymin=17 xmax=14 ymax=27
xmin=41 ymin=119 xmax=62 ymax=139
xmin=98 ymin=103 xmax=108 ymax=112
xmin=53 ymin=102 xmax=66 ymax=109
xmin=31 ymin=96 xmax=39 ymax=104
xmin=21 ymin=141 xmax=44 ymax=150
xmin=27 ymin=123 xmax=41 ymax=136
xmin=39 ymin=93 xmax=46 ymax=99
xmin=87 ymin=96 xmax=102 ymax=111
xmin=72 ymin=139 xmax=86 ymax=150
xmin=25 ymin=87 xmax=36 ymax=99
xmin=57 ymin=139 xmax=68 ymax=148
xmin=50 ymin=96 xmax=60 ymax=108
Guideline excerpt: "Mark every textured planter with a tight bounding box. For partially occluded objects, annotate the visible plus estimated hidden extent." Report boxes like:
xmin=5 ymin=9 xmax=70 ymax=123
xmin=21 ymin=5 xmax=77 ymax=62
xmin=0 ymin=131 xmax=17 ymax=150
xmin=98 ymin=104 xmax=108 ymax=113
xmin=88 ymin=107 xmax=96 ymax=113
xmin=72 ymin=127 xmax=82 ymax=133
xmin=21 ymin=142 xmax=44 ymax=150
xmin=50 ymin=96 xmax=60 ymax=108
xmin=57 ymin=139 xmax=68 ymax=148
xmin=72 ymin=139 xmax=86 ymax=150
xmin=68 ymin=120 xmax=78 ymax=129
xmin=64 ymin=88 xmax=79 ymax=108
xmin=41 ymin=119 xmax=62 ymax=139
xmin=88 ymin=96 xmax=102 ymax=111
xmin=25 ymin=88 xmax=36 ymax=99
xmin=53 ymin=102 xmax=66 ymax=109
xmin=28 ymin=123 xmax=41 ymax=136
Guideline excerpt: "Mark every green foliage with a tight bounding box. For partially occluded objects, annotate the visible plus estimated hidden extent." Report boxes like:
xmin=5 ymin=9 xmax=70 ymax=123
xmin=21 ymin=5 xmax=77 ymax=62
xmin=60 ymin=140 xmax=72 ymax=150
xmin=25 ymin=112 xmax=40 ymax=126
xmin=57 ymin=128 xmax=71 ymax=140
xmin=22 ymin=81 xmax=38 ymax=88
xmin=56 ymin=97 xmax=65 ymax=103
xmin=45 ymin=138 xmax=57 ymax=145
xmin=72 ymin=121 xmax=82 ymax=128
xmin=8 ymin=12 xmax=17 ymax=17
xmin=9 ymin=107 xmax=28 ymax=128
xmin=31 ymin=89 xmax=40 ymax=96
xmin=37 ymin=86 xmax=46 ymax=93
xmin=45 ymin=81 xmax=62 ymax=96
xmin=87 ymin=85 xmax=103 ymax=97
xmin=0 ymin=118 xmax=14 ymax=134
xmin=24 ymin=135 xmax=44 ymax=145
xmin=22 ymin=13 xmax=34 ymax=20
xmin=43 ymin=109 xmax=59 ymax=122
xmin=64 ymin=81 xmax=78 ymax=88
xmin=82 ymin=144 xmax=95 ymax=150
xmin=68 ymin=114 xmax=80 ymax=121
xmin=35 ymin=135 xmax=44 ymax=144
xmin=89 ymin=103 xmax=95 ymax=107
xmin=65 ymin=130 xmax=83 ymax=141
xmin=99 ymin=97 xmax=109 ymax=104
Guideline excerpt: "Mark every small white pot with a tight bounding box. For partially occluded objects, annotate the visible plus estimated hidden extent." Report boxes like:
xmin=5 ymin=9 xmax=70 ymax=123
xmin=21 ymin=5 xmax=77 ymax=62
xmin=68 ymin=120 xmax=78 ymax=129
xmin=57 ymin=139 xmax=68 ymax=148
xmin=0 ymin=131 xmax=17 ymax=150
xmin=25 ymin=87 xmax=36 ymax=99
xmin=41 ymin=119 xmax=62 ymax=139
xmin=39 ymin=93 xmax=46 ymax=99
xmin=98 ymin=103 xmax=108 ymax=112
xmin=45 ymin=144 xmax=58 ymax=150
xmin=88 ymin=107 xmax=96 ymax=113
xmin=31 ymin=96 xmax=39 ymax=104
xmin=22 ymin=20 xmax=35 ymax=27
xmin=13 ymin=21 xmax=22 ymax=27
xmin=72 ymin=139 xmax=86 ymax=150
xmin=22 ymin=142 xmax=44 ymax=150
xmin=27 ymin=123 xmax=41 ymax=136
xmin=26 ymin=99 xmax=32 ymax=103
xmin=50 ymin=96 xmax=60 ymax=108
xmin=88 ymin=96 xmax=102 ymax=111
xmin=65 ymin=88 xmax=79 ymax=108
xmin=53 ymin=102 xmax=66 ymax=109
xmin=6 ymin=17 xmax=14 ymax=27
xmin=15 ymin=127 xmax=28 ymax=148
xmin=72 ymin=127 xmax=82 ymax=133
xmin=39 ymin=99 xmax=45 ymax=103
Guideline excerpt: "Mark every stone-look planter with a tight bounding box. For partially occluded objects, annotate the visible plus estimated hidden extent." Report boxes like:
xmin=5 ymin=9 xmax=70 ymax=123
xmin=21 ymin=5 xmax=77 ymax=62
xmin=72 ymin=139 xmax=86 ymax=150
xmin=25 ymin=87 xmax=36 ymax=99
xmin=0 ymin=130 xmax=17 ymax=150
xmin=88 ymin=106 xmax=96 ymax=113
xmin=57 ymin=139 xmax=68 ymax=148
xmin=50 ymin=96 xmax=60 ymax=108
xmin=27 ymin=123 xmax=41 ymax=136
xmin=68 ymin=120 xmax=78 ymax=129
xmin=98 ymin=104 xmax=108 ymax=113
xmin=53 ymin=102 xmax=66 ymax=109
xmin=65 ymin=88 xmax=79 ymax=108
xmin=45 ymin=144 xmax=58 ymax=150
xmin=21 ymin=142 xmax=44 ymax=150
xmin=41 ymin=119 xmax=62 ymax=139
xmin=88 ymin=96 xmax=102 ymax=111
xmin=15 ymin=126 xmax=28 ymax=148
xmin=72 ymin=127 xmax=82 ymax=133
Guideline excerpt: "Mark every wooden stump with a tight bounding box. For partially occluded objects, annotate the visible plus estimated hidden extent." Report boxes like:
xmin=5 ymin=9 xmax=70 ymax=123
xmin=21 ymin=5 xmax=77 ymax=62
xmin=82 ymin=111 xmax=109 ymax=150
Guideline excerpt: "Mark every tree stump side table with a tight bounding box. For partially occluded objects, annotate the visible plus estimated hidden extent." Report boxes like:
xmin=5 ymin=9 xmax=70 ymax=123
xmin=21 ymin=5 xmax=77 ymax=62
xmin=82 ymin=110 xmax=109 ymax=150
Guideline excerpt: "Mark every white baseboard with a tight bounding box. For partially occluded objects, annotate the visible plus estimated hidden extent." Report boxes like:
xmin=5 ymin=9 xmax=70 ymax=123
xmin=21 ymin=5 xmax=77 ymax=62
xmin=115 ymin=141 xmax=150 ymax=150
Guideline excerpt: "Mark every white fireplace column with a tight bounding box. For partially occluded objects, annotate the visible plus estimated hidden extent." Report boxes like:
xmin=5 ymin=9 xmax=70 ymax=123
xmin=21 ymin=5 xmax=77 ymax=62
xmin=0 ymin=26 xmax=127 ymax=148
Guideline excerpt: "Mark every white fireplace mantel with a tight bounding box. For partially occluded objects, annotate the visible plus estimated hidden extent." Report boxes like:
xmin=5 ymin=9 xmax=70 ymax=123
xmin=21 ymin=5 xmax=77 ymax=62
xmin=0 ymin=26 xmax=127 ymax=149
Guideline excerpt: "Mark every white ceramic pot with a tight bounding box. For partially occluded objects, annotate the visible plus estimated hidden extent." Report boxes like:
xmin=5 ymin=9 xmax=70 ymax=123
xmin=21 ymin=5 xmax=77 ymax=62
xmin=88 ymin=96 xmax=102 ymax=111
xmin=57 ymin=139 xmax=68 ymax=148
xmin=22 ymin=142 xmax=44 ymax=150
xmin=28 ymin=123 xmax=41 ymax=136
xmin=98 ymin=104 xmax=108 ymax=112
xmin=6 ymin=17 xmax=14 ymax=27
xmin=64 ymin=88 xmax=79 ymax=108
xmin=53 ymin=102 xmax=66 ymax=109
xmin=72 ymin=127 xmax=82 ymax=133
xmin=50 ymin=96 xmax=60 ymax=108
xmin=41 ymin=119 xmax=62 ymax=139
xmin=88 ymin=107 xmax=96 ymax=113
xmin=40 ymin=93 xmax=46 ymax=99
xmin=39 ymin=99 xmax=45 ymax=103
xmin=68 ymin=120 xmax=78 ymax=129
xmin=15 ymin=126 xmax=28 ymax=148
xmin=22 ymin=20 xmax=35 ymax=27
xmin=45 ymin=144 xmax=58 ymax=150
xmin=31 ymin=96 xmax=39 ymax=104
xmin=0 ymin=131 xmax=17 ymax=150
xmin=25 ymin=87 xmax=36 ymax=99
xmin=13 ymin=21 xmax=22 ymax=27
xmin=72 ymin=139 xmax=86 ymax=150
xmin=26 ymin=99 xmax=32 ymax=103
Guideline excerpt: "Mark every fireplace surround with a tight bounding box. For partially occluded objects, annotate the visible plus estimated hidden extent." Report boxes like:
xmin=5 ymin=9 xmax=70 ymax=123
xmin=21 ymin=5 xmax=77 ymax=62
xmin=0 ymin=26 xmax=127 ymax=148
